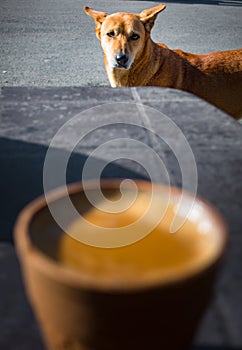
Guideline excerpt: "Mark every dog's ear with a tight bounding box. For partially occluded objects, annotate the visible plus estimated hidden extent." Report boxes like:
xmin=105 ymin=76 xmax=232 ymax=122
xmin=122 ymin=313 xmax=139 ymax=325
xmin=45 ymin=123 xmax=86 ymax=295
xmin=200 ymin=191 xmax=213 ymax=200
xmin=139 ymin=4 xmax=166 ymax=32
xmin=84 ymin=6 xmax=108 ymax=40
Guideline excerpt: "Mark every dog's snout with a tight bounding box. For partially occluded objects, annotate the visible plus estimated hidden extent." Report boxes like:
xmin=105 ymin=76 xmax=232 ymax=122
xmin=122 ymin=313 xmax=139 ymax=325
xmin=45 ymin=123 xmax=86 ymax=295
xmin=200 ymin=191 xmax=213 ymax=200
xmin=116 ymin=53 xmax=129 ymax=67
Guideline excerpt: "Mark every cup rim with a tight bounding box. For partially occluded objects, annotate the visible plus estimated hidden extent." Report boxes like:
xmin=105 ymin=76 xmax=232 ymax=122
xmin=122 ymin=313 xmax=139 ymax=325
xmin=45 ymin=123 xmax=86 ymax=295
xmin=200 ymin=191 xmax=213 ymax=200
xmin=14 ymin=179 xmax=228 ymax=293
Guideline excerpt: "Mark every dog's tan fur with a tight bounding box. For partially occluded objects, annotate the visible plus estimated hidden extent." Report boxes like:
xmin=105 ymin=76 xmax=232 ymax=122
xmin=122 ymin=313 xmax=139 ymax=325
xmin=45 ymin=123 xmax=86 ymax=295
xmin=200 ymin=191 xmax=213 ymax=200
xmin=84 ymin=4 xmax=242 ymax=119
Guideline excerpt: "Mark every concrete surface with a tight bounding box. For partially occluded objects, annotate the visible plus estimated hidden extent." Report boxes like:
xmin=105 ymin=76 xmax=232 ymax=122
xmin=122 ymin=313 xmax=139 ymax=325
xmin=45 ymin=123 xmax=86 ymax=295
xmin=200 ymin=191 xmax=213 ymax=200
xmin=1 ymin=0 xmax=242 ymax=87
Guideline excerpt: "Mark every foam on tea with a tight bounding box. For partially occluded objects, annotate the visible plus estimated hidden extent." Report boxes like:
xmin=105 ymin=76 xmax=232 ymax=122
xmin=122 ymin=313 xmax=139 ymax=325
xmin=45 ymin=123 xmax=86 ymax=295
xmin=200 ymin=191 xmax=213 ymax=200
xmin=58 ymin=190 xmax=222 ymax=286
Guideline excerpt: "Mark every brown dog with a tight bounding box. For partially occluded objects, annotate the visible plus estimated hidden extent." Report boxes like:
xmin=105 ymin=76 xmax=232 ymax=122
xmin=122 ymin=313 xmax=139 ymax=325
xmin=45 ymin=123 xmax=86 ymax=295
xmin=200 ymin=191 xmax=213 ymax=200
xmin=84 ymin=4 xmax=242 ymax=119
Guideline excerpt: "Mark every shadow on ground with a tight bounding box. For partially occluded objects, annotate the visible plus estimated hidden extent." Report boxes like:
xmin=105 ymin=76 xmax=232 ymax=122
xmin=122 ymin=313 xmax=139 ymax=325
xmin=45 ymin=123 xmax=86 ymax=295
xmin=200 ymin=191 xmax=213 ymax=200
xmin=0 ymin=137 xmax=148 ymax=242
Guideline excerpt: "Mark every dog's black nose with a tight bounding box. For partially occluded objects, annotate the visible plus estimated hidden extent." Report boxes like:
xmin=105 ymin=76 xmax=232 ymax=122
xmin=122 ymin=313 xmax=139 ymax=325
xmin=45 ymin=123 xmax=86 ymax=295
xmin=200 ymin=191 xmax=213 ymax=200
xmin=116 ymin=53 xmax=129 ymax=67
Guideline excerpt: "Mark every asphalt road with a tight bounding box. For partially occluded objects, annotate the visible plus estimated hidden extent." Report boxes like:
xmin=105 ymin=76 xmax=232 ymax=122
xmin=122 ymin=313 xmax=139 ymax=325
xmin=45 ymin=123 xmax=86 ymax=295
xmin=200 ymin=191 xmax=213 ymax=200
xmin=1 ymin=0 xmax=242 ymax=87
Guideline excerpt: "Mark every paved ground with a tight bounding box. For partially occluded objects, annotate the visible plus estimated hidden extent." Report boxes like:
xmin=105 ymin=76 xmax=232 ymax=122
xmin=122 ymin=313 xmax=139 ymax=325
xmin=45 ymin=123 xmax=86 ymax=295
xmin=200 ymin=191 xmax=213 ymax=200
xmin=1 ymin=0 xmax=242 ymax=87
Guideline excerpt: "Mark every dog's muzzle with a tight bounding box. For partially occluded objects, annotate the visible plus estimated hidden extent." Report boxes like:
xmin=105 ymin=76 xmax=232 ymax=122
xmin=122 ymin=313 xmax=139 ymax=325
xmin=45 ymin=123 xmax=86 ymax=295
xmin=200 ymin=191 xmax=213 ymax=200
xmin=115 ymin=53 xmax=129 ymax=69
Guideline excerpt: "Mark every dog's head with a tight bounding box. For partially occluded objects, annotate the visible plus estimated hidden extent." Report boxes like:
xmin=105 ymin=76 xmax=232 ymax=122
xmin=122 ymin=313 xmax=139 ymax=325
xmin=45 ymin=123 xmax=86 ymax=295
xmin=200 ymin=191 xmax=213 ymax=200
xmin=84 ymin=4 xmax=166 ymax=70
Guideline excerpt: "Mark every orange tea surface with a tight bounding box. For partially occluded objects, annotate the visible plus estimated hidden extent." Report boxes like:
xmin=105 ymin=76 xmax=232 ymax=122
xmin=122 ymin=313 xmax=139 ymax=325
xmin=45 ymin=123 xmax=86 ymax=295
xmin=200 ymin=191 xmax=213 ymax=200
xmin=58 ymin=191 xmax=219 ymax=284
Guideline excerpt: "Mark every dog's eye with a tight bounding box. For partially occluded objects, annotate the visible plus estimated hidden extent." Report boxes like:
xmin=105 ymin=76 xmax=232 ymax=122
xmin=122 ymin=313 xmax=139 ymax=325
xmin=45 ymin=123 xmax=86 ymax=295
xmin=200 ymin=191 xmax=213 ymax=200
xmin=107 ymin=31 xmax=115 ymax=38
xmin=129 ymin=33 xmax=140 ymax=41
